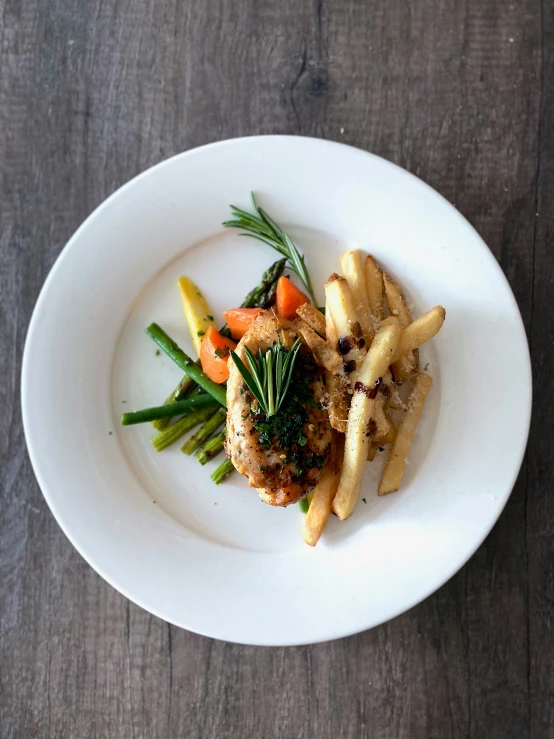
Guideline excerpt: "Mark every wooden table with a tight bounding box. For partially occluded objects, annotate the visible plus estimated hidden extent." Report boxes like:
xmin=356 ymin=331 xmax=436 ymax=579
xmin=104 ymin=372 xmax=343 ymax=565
xmin=1 ymin=1 xmax=550 ymax=736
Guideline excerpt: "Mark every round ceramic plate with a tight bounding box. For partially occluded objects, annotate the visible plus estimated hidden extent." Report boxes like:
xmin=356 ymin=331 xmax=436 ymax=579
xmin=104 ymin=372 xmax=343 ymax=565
xmin=22 ymin=136 xmax=531 ymax=646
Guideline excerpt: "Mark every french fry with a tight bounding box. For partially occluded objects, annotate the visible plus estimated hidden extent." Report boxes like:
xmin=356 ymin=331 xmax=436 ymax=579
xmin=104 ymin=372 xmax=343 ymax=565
xmin=340 ymin=250 xmax=374 ymax=345
xmin=325 ymin=305 xmax=349 ymax=433
xmin=365 ymin=255 xmax=384 ymax=326
xmin=302 ymin=434 xmax=343 ymax=546
xmin=379 ymin=316 xmax=400 ymax=329
xmin=367 ymin=443 xmax=378 ymax=461
xmin=296 ymin=303 xmax=326 ymax=338
xmin=383 ymin=272 xmax=418 ymax=383
xmin=382 ymin=369 xmax=403 ymax=411
xmin=382 ymin=271 xmax=413 ymax=325
xmin=368 ymin=423 xmax=395 ymax=461
xmin=379 ymin=412 xmax=397 ymax=445
xmin=366 ymin=385 xmax=397 ymax=447
xmin=378 ymin=373 xmax=433 ymax=495
xmin=292 ymin=318 xmax=342 ymax=374
xmin=325 ymin=274 xmax=367 ymax=382
xmin=392 ymin=306 xmax=446 ymax=363
xmin=373 ymin=387 xmax=390 ymax=439
xmin=332 ymin=319 xmax=402 ymax=520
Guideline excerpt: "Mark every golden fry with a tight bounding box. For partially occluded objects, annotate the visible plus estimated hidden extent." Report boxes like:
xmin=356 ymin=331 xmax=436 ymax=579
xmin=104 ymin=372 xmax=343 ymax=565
xmin=371 ymin=385 xmax=397 ymax=444
xmin=392 ymin=306 xmax=446 ymax=363
xmin=383 ymin=271 xmax=418 ymax=383
xmin=296 ymin=303 xmax=326 ymax=338
xmin=378 ymin=373 xmax=433 ymax=495
xmin=332 ymin=319 xmax=402 ymax=521
xmin=302 ymin=435 xmax=343 ymax=546
xmin=325 ymin=274 xmax=367 ymax=382
xmin=373 ymin=388 xmax=389 ymax=439
xmin=367 ymin=443 xmax=378 ymax=461
xmin=378 ymin=412 xmax=397 ymax=445
xmin=340 ymin=250 xmax=374 ymax=345
xmin=365 ymin=255 xmax=384 ymax=325
xmin=382 ymin=369 xmax=403 ymax=410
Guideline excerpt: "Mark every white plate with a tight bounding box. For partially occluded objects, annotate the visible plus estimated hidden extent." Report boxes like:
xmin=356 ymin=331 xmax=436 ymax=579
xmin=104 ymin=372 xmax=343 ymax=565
xmin=22 ymin=136 xmax=531 ymax=646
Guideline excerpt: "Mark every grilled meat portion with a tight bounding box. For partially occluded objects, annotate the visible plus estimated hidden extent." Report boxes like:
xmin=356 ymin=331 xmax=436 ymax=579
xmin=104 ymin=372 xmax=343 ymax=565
xmin=225 ymin=313 xmax=332 ymax=506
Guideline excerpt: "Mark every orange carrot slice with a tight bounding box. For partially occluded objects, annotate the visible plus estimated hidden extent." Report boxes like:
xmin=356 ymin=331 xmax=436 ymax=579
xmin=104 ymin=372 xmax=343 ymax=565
xmin=276 ymin=276 xmax=310 ymax=320
xmin=223 ymin=308 xmax=266 ymax=340
xmin=199 ymin=327 xmax=237 ymax=384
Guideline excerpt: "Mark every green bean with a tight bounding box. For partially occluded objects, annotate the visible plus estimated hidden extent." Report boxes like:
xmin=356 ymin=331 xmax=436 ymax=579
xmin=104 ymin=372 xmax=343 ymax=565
xmin=121 ymin=394 xmax=218 ymax=426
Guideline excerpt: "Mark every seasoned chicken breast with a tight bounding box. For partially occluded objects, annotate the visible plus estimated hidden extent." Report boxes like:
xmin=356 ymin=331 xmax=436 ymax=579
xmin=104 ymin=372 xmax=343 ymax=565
xmin=225 ymin=312 xmax=332 ymax=506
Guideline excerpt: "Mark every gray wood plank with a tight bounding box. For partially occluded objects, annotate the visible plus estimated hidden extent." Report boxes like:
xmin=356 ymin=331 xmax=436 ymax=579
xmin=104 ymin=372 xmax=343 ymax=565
xmin=528 ymin=2 xmax=554 ymax=737
xmin=0 ymin=0 xmax=547 ymax=737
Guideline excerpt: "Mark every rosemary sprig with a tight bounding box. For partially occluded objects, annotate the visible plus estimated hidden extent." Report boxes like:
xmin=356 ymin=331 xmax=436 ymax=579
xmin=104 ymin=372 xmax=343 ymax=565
xmin=229 ymin=338 xmax=302 ymax=417
xmin=223 ymin=193 xmax=317 ymax=304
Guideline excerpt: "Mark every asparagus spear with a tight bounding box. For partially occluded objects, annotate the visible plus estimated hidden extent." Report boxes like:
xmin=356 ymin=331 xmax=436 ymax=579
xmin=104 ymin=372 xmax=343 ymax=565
xmin=257 ymin=272 xmax=281 ymax=308
xmin=211 ymin=457 xmax=234 ymax=484
xmin=121 ymin=394 xmax=218 ymax=426
xmin=195 ymin=429 xmax=226 ymax=465
xmin=151 ymin=408 xmax=215 ymax=452
xmin=181 ymin=407 xmax=226 ymax=455
xmin=241 ymin=258 xmax=286 ymax=308
xmin=145 ymin=324 xmax=227 ymax=406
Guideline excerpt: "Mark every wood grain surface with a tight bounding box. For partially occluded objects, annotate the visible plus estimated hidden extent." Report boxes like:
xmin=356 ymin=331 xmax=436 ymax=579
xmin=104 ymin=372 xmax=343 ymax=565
xmin=0 ymin=0 xmax=550 ymax=737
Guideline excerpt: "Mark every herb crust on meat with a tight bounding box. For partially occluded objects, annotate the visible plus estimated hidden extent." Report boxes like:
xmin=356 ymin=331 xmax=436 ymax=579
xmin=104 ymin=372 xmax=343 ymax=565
xmin=225 ymin=313 xmax=332 ymax=506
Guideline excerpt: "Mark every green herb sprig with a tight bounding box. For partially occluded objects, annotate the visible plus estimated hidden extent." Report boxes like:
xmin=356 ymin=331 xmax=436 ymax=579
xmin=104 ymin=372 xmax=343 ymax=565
xmin=230 ymin=338 xmax=302 ymax=418
xmin=223 ymin=193 xmax=317 ymax=304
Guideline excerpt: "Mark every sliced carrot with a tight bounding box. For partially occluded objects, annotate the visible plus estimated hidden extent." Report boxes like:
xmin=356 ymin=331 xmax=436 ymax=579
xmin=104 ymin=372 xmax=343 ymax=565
xmin=276 ymin=276 xmax=310 ymax=320
xmin=199 ymin=327 xmax=237 ymax=384
xmin=224 ymin=308 xmax=266 ymax=340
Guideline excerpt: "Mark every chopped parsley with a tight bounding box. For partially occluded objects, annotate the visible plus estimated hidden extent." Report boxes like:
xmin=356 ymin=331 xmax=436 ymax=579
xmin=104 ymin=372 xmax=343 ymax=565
xmin=197 ymin=330 xmax=205 ymax=338
xmin=206 ymin=314 xmax=214 ymax=321
xmin=305 ymin=398 xmax=322 ymax=409
xmin=251 ymin=355 xmax=326 ymax=478
xmin=362 ymin=498 xmax=367 ymax=504
xmin=304 ymin=452 xmax=325 ymax=469
xmin=214 ymin=346 xmax=229 ymax=359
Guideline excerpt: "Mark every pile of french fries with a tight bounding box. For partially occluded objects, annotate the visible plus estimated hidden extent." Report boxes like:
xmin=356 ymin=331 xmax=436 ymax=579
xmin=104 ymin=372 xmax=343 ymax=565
xmin=294 ymin=250 xmax=445 ymax=546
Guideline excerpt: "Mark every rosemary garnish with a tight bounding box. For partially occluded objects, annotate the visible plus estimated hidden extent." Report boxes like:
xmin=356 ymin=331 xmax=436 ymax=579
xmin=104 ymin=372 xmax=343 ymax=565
xmin=229 ymin=338 xmax=302 ymax=417
xmin=223 ymin=193 xmax=317 ymax=304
